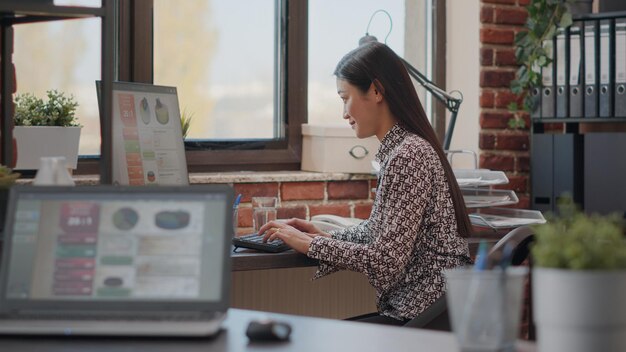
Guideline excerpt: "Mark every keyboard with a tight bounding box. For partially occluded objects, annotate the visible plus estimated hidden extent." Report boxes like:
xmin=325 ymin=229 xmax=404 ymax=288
xmin=232 ymin=233 xmax=291 ymax=253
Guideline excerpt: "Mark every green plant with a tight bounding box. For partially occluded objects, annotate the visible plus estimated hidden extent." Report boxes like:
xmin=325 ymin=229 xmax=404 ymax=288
xmin=0 ymin=164 xmax=19 ymax=189
xmin=14 ymin=90 xmax=80 ymax=127
xmin=531 ymin=197 xmax=626 ymax=270
xmin=180 ymin=108 xmax=194 ymax=139
xmin=510 ymin=0 xmax=573 ymax=112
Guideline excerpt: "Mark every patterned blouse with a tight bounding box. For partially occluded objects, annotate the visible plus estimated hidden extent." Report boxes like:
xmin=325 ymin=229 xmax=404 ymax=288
xmin=307 ymin=123 xmax=471 ymax=321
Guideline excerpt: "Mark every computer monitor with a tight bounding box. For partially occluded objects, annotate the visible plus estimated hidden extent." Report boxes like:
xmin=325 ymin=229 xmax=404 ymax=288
xmin=96 ymin=81 xmax=189 ymax=186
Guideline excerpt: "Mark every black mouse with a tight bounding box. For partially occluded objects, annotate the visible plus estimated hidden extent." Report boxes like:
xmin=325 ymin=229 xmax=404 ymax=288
xmin=246 ymin=319 xmax=292 ymax=342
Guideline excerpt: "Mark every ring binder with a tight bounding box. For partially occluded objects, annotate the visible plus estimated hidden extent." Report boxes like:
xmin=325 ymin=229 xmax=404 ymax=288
xmin=599 ymin=20 xmax=613 ymax=117
xmin=556 ymin=27 xmax=568 ymax=118
xmin=616 ymin=19 xmax=626 ymax=117
xmin=584 ymin=21 xmax=598 ymax=118
xmin=569 ymin=23 xmax=584 ymax=118
xmin=541 ymin=38 xmax=555 ymax=119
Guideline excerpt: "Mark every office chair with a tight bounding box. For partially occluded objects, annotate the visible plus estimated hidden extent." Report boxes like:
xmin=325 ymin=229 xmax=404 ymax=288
xmin=403 ymin=226 xmax=535 ymax=334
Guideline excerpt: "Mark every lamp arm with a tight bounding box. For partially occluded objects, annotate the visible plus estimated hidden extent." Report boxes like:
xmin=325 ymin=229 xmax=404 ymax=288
xmin=399 ymin=58 xmax=462 ymax=150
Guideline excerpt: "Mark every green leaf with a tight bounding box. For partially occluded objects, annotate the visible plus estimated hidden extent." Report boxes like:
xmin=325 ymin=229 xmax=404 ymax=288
xmin=559 ymin=12 xmax=573 ymax=28
xmin=508 ymin=102 xmax=519 ymax=111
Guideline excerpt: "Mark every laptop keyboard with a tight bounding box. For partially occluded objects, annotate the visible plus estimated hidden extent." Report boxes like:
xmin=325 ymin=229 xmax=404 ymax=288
xmin=232 ymin=233 xmax=290 ymax=253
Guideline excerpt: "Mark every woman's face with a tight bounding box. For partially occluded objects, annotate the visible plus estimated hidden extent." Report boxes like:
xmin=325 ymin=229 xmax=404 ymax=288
xmin=336 ymin=79 xmax=381 ymax=139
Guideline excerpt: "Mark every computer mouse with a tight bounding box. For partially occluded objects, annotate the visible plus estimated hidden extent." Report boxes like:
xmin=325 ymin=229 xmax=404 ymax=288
xmin=246 ymin=319 xmax=292 ymax=342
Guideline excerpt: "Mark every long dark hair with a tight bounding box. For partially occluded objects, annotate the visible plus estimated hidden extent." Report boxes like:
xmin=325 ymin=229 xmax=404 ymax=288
xmin=334 ymin=42 xmax=472 ymax=238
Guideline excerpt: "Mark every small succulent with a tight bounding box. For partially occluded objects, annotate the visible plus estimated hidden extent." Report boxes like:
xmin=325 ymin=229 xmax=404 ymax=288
xmin=0 ymin=165 xmax=20 ymax=189
xmin=14 ymin=90 xmax=80 ymax=127
xmin=531 ymin=196 xmax=626 ymax=270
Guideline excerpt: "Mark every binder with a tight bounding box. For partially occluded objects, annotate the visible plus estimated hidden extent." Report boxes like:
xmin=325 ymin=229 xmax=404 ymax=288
xmin=569 ymin=23 xmax=584 ymax=118
xmin=555 ymin=27 xmax=568 ymax=118
xmin=598 ymin=20 xmax=612 ymax=117
xmin=584 ymin=21 xmax=598 ymax=118
xmin=530 ymin=62 xmax=542 ymax=118
xmin=616 ymin=19 xmax=626 ymax=117
xmin=541 ymin=38 xmax=555 ymax=118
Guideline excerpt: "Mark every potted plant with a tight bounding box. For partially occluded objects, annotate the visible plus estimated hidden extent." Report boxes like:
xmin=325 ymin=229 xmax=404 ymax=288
xmin=531 ymin=198 xmax=626 ymax=352
xmin=13 ymin=89 xmax=81 ymax=170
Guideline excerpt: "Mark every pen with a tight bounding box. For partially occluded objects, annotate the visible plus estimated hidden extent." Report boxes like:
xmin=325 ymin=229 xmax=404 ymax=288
xmin=233 ymin=194 xmax=242 ymax=209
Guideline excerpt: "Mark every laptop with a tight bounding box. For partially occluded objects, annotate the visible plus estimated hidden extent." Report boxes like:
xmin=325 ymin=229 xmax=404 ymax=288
xmin=96 ymin=81 xmax=189 ymax=186
xmin=0 ymin=185 xmax=233 ymax=336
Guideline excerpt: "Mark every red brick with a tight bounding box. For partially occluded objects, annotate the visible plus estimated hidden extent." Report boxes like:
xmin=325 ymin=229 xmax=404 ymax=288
xmin=480 ymin=111 xmax=514 ymax=129
xmin=494 ymin=7 xmax=527 ymax=25
xmin=354 ymin=202 xmax=373 ymax=219
xmin=496 ymin=133 xmax=529 ymax=151
xmin=481 ymin=6 xmax=494 ymax=23
xmin=493 ymin=174 xmax=528 ymax=193
xmin=518 ymin=0 xmax=531 ymax=6
xmin=480 ymin=153 xmax=515 ymax=171
xmin=277 ymin=206 xmax=307 ymax=220
xmin=543 ymin=123 xmax=565 ymax=132
xmin=495 ymin=90 xmax=522 ymax=108
xmin=237 ymin=207 xmax=253 ymax=228
xmin=480 ymin=28 xmax=515 ymax=45
xmin=517 ymin=155 xmax=530 ymax=172
xmin=495 ymin=48 xmax=518 ymax=66
xmin=480 ymin=90 xmax=495 ymax=108
xmin=480 ymin=70 xmax=516 ymax=88
xmin=280 ymin=182 xmax=324 ymax=201
xmin=481 ymin=48 xmax=494 ymax=66
xmin=328 ymin=181 xmax=370 ymax=200
xmin=482 ymin=0 xmax=516 ymax=4
xmin=519 ymin=112 xmax=531 ymax=130
xmin=480 ymin=133 xmax=496 ymax=150
xmin=309 ymin=204 xmax=351 ymax=218
xmin=233 ymin=183 xmax=279 ymax=202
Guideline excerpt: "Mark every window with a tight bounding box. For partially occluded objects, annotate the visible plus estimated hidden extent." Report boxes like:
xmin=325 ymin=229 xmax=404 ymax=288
xmin=128 ymin=0 xmax=306 ymax=172
xmin=13 ymin=0 xmax=102 ymax=156
xmin=12 ymin=0 xmax=441 ymax=172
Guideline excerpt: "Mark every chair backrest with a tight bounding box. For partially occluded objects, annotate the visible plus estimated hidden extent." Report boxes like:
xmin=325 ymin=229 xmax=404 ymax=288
xmin=403 ymin=226 xmax=535 ymax=331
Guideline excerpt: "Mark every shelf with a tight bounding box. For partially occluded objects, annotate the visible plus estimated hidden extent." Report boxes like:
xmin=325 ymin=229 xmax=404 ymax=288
xmin=532 ymin=118 xmax=626 ymax=123
xmin=454 ymin=169 xmax=509 ymax=188
xmin=469 ymin=207 xmax=546 ymax=230
xmin=462 ymin=188 xmax=519 ymax=208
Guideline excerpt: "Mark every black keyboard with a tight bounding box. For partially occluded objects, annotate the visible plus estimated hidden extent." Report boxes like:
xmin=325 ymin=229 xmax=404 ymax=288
xmin=232 ymin=233 xmax=290 ymax=253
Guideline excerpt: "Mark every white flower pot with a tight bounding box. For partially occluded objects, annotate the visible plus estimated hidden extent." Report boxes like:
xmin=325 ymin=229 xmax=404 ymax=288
xmin=533 ymin=268 xmax=626 ymax=352
xmin=13 ymin=126 xmax=81 ymax=170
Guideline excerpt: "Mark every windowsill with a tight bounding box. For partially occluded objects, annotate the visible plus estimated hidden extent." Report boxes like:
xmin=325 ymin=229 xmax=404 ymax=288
xmin=18 ymin=170 xmax=377 ymax=185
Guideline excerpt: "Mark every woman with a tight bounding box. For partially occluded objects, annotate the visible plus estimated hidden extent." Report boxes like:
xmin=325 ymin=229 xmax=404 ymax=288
xmin=259 ymin=41 xmax=472 ymax=325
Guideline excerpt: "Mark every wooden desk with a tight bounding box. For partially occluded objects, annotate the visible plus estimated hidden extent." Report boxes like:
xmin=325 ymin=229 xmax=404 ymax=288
xmin=0 ymin=309 xmax=537 ymax=352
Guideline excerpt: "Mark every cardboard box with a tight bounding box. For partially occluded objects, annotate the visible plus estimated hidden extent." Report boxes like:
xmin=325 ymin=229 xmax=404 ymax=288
xmin=301 ymin=124 xmax=380 ymax=173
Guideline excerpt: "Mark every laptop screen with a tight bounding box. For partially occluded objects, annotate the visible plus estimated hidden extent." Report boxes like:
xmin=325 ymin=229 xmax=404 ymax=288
xmin=0 ymin=186 xmax=233 ymax=312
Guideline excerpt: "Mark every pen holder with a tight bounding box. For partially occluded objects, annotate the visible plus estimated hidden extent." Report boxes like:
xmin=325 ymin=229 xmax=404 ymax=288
xmin=444 ymin=266 xmax=528 ymax=352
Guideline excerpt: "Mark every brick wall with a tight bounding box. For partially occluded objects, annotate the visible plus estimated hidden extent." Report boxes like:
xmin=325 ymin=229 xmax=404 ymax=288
xmin=479 ymin=0 xmax=532 ymax=209
xmin=233 ymin=179 xmax=376 ymax=234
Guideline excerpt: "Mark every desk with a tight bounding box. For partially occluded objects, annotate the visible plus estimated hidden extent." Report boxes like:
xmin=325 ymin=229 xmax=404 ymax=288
xmin=0 ymin=308 xmax=537 ymax=352
xmin=230 ymin=238 xmax=494 ymax=318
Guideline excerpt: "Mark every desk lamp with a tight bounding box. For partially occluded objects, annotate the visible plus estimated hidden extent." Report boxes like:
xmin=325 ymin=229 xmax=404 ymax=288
xmin=359 ymin=10 xmax=463 ymax=150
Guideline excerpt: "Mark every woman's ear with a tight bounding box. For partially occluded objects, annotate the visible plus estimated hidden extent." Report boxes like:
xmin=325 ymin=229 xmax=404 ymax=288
xmin=372 ymin=79 xmax=385 ymax=102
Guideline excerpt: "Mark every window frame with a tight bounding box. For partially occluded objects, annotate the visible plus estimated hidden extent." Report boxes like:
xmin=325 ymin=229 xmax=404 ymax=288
xmin=77 ymin=0 xmax=446 ymax=174
xmin=121 ymin=0 xmax=305 ymax=172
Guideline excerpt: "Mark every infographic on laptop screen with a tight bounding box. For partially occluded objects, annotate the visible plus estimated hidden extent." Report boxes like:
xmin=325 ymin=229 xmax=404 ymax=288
xmin=111 ymin=83 xmax=188 ymax=185
xmin=6 ymin=197 xmax=225 ymax=301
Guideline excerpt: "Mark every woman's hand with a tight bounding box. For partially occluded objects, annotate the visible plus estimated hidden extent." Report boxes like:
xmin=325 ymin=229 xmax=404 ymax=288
xmin=282 ymin=218 xmax=331 ymax=238
xmin=257 ymin=219 xmax=330 ymax=254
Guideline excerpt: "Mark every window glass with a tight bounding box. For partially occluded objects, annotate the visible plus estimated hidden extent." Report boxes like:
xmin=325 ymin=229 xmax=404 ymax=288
xmin=14 ymin=1 xmax=102 ymax=156
xmin=153 ymin=0 xmax=278 ymax=140
xmin=308 ymin=0 xmax=430 ymax=126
